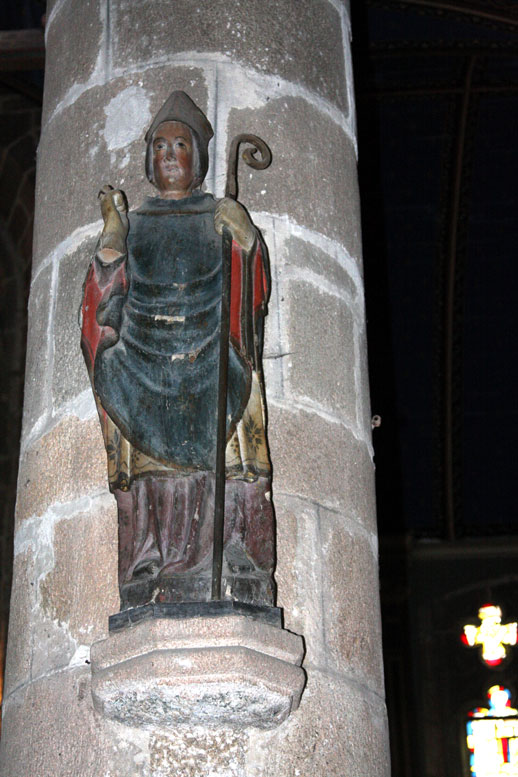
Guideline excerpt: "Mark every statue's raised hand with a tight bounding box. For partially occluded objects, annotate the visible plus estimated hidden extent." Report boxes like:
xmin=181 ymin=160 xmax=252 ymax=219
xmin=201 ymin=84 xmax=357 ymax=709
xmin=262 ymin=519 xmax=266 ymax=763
xmin=214 ymin=198 xmax=255 ymax=252
xmin=97 ymin=184 xmax=129 ymax=262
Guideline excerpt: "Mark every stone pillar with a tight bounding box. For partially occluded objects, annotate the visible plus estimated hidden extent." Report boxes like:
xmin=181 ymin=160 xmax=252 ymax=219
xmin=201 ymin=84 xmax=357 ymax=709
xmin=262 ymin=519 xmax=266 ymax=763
xmin=0 ymin=1 xmax=390 ymax=775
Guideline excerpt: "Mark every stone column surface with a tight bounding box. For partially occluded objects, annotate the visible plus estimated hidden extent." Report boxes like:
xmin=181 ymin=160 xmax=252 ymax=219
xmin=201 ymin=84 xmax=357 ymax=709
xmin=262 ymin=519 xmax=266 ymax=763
xmin=0 ymin=0 xmax=390 ymax=775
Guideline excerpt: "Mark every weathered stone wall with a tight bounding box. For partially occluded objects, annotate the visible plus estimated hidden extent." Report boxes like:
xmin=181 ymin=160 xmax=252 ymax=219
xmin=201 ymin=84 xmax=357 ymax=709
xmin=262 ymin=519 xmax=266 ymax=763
xmin=0 ymin=0 xmax=390 ymax=774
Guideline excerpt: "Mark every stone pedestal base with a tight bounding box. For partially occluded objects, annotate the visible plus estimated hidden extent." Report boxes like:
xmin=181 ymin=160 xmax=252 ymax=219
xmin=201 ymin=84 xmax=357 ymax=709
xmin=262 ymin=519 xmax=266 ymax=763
xmin=90 ymin=614 xmax=305 ymax=729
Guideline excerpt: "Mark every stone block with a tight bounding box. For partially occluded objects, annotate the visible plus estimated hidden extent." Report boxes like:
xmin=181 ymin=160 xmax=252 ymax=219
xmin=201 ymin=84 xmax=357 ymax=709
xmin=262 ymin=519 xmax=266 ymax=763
xmin=16 ymin=415 xmax=108 ymax=524
xmin=284 ymin=234 xmax=359 ymax=299
xmin=150 ymin=729 xmax=245 ymax=777
xmin=42 ymin=0 xmax=104 ymax=125
xmin=320 ymin=507 xmax=384 ymax=691
xmin=284 ymin=278 xmax=356 ymax=423
xmin=39 ymin=500 xmax=118 ymax=646
xmin=0 ymin=668 xmax=133 ymax=777
xmin=52 ymin=236 xmax=97 ymax=410
xmin=255 ymin=218 xmax=284 ymax=387
xmin=33 ymin=66 xmax=208 ymax=273
xmin=357 ymin=323 xmax=374 ymax=437
xmin=111 ymin=0 xmax=348 ymax=113
xmin=94 ymin=613 xmax=303 ymax=668
xmin=45 ymin=0 xmax=65 ymax=20
xmin=274 ymin=495 xmax=326 ymax=671
xmin=30 ymin=602 xmax=77 ymax=682
xmin=6 ymin=503 xmax=116 ymax=685
xmin=91 ymin=615 xmax=305 ymax=729
xmin=247 ymin=669 xmax=390 ymax=777
xmin=262 ymin=354 xmax=284 ymax=404
xmin=268 ymin=403 xmax=377 ymax=531
xmin=21 ymin=264 xmax=52 ymax=438
xmin=3 ymin=550 xmax=34 ymax=696
xmin=226 ymin=97 xmax=361 ymax=255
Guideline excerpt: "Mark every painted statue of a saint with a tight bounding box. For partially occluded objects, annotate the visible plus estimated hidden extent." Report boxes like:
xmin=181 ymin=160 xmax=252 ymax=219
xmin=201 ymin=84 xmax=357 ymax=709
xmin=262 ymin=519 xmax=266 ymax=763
xmin=80 ymin=91 xmax=274 ymax=610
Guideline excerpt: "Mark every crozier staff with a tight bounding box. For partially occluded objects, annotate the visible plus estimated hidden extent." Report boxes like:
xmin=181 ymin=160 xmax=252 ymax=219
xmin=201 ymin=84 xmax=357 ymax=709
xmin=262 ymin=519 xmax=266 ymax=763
xmin=81 ymin=91 xmax=275 ymax=610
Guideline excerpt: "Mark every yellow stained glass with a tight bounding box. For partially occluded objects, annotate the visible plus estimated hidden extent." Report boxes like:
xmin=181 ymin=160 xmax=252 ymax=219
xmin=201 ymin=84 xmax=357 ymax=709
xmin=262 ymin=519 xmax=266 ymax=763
xmin=462 ymin=605 xmax=517 ymax=666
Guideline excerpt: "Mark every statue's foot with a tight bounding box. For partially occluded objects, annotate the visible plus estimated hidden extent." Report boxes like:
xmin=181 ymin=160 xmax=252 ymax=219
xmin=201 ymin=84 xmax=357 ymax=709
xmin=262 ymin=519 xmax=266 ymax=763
xmin=224 ymin=543 xmax=255 ymax=574
xmin=119 ymin=569 xmax=212 ymax=610
xmin=132 ymin=560 xmax=160 ymax=579
xmin=223 ymin=569 xmax=276 ymax=608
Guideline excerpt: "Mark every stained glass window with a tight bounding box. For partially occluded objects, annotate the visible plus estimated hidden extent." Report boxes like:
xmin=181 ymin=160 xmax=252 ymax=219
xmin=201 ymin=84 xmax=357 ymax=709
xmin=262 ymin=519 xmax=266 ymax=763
xmin=462 ymin=604 xmax=517 ymax=666
xmin=466 ymin=686 xmax=518 ymax=776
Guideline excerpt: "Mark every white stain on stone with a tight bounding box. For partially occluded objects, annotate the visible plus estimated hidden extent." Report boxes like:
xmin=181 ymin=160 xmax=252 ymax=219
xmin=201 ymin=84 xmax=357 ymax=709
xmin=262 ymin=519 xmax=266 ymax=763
xmin=69 ymin=644 xmax=91 ymax=667
xmin=249 ymin=213 xmax=367 ymax=445
xmin=46 ymin=2 xmax=107 ymax=125
xmin=104 ymin=719 xmax=152 ymax=776
xmin=256 ymin=213 xmax=364 ymax=301
xmin=268 ymin=394 xmax=372 ymax=453
xmin=284 ymin=265 xmax=355 ymax=307
xmin=103 ymin=87 xmax=152 ymax=151
xmin=14 ymin=492 xmax=113 ymax=559
xmin=45 ymin=0 xmax=67 ymax=38
xmin=9 ymin=493 xmax=116 ymax=683
xmin=22 ymin=386 xmax=98 ymax=457
xmin=8 ymin=494 xmax=110 ymax=692
xmin=32 ymin=220 xmax=102 ymax=285
xmin=211 ymin=60 xmax=356 ymax=195
xmin=56 ymin=388 xmax=97 ymax=423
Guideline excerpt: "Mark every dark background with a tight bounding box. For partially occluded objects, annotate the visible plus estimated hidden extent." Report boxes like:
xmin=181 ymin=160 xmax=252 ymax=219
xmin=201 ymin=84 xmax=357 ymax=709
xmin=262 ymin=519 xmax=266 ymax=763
xmin=0 ymin=1 xmax=517 ymax=773
xmin=352 ymin=2 xmax=518 ymax=774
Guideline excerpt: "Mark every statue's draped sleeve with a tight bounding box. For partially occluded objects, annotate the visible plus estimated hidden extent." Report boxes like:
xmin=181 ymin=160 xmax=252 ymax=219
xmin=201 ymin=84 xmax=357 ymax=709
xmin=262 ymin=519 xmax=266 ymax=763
xmin=229 ymin=233 xmax=270 ymax=367
xmin=80 ymin=252 xmax=129 ymax=383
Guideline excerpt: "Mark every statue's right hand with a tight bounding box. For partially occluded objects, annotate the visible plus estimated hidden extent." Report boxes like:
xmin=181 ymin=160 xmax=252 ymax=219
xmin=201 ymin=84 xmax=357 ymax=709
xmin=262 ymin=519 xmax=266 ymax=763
xmin=97 ymin=184 xmax=129 ymax=260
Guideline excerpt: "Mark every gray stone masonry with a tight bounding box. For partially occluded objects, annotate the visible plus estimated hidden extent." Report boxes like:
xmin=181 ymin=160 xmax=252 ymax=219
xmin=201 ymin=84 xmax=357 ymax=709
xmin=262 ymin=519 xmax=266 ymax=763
xmin=0 ymin=0 xmax=390 ymax=775
xmin=91 ymin=616 xmax=305 ymax=729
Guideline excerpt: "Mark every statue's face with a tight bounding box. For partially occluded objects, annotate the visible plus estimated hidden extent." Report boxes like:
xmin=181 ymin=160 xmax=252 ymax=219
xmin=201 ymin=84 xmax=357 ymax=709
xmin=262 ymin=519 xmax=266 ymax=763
xmin=152 ymin=121 xmax=195 ymax=197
